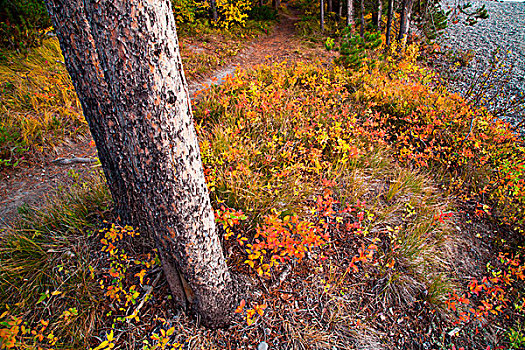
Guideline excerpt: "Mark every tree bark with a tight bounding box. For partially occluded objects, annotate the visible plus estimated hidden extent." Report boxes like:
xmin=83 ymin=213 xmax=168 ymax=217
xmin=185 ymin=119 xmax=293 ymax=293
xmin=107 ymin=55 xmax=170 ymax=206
xmin=328 ymin=0 xmax=333 ymax=13
xmin=211 ymin=0 xmax=218 ymax=22
xmin=398 ymin=0 xmax=414 ymax=44
xmin=338 ymin=0 xmax=343 ymax=21
xmin=321 ymin=0 xmax=325 ymax=31
xmin=385 ymin=0 xmax=394 ymax=46
xmin=360 ymin=0 xmax=365 ymax=37
xmin=347 ymin=0 xmax=354 ymax=28
xmin=376 ymin=0 xmax=382 ymax=31
xmin=44 ymin=0 xmax=235 ymax=328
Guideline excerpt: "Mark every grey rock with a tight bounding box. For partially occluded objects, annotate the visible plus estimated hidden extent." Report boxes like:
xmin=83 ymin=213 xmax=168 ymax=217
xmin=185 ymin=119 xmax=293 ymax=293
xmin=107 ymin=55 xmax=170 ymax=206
xmin=257 ymin=341 xmax=269 ymax=350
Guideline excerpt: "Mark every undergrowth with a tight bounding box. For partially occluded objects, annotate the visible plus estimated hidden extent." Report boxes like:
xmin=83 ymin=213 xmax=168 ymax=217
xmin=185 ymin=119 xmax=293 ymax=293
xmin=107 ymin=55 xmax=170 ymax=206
xmin=0 ymin=38 xmax=84 ymax=166
xmin=1 ymin=43 xmax=525 ymax=349
xmin=0 ymin=172 xmax=110 ymax=348
xmin=194 ymin=55 xmax=525 ymax=347
xmin=0 ymin=22 xmax=274 ymax=167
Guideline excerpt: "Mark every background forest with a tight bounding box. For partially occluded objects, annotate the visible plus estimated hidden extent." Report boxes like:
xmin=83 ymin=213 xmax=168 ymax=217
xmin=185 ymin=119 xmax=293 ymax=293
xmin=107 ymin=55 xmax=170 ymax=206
xmin=1 ymin=0 xmax=524 ymax=349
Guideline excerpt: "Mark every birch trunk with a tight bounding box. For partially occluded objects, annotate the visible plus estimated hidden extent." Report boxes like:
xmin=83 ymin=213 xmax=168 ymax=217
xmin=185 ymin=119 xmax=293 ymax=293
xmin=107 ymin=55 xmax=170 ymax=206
xmin=321 ymin=0 xmax=325 ymax=31
xmin=360 ymin=0 xmax=365 ymax=37
xmin=44 ymin=0 xmax=235 ymax=328
xmin=347 ymin=0 xmax=354 ymax=28
xmin=376 ymin=0 xmax=382 ymax=30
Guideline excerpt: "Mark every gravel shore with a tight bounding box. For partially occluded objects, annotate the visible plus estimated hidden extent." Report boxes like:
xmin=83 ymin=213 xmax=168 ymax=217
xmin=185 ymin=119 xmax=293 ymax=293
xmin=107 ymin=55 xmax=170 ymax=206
xmin=438 ymin=0 xmax=525 ymax=124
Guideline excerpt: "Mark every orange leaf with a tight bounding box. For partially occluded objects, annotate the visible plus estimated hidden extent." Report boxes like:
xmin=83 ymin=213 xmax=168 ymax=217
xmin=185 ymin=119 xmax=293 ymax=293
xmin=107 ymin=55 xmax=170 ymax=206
xmin=235 ymin=299 xmax=246 ymax=313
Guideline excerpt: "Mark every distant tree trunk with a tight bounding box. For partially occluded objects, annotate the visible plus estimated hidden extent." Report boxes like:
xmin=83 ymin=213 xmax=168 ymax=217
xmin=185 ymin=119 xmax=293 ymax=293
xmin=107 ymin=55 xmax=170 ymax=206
xmin=385 ymin=0 xmax=394 ymax=46
xmin=347 ymin=0 xmax=354 ymax=28
xmin=321 ymin=0 xmax=325 ymax=31
xmin=338 ymin=0 xmax=343 ymax=21
xmin=274 ymin=0 xmax=280 ymax=10
xmin=44 ymin=0 xmax=235 ymax=328
xmin=398 ymin=0 xmax=406 ymax=40
xmin=376 ymin=0 xmax=382 ymax=30
xmin=211 ymin=0 xmax=218 ymax=22
xmin=398 ymin=0 xmax=414 ymax=44
xmin=360 ymin=0 xmax=365 ymax=37
xmin=328 ymin=0 xmax=333 ymax=13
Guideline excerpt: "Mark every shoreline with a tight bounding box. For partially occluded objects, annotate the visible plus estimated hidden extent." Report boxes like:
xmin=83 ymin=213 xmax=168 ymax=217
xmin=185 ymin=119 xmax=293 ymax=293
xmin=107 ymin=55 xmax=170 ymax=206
xmin=437 ymin=0 xmax=524 ymax=126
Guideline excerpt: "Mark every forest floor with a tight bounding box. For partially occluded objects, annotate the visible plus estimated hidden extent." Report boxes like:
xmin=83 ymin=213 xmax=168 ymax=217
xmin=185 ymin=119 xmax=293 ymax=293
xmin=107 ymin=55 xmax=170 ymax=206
xmin=0 ymin=11 xmax=335 ymax=227
xmin=2 ymin=7 xmax=524 ymax=350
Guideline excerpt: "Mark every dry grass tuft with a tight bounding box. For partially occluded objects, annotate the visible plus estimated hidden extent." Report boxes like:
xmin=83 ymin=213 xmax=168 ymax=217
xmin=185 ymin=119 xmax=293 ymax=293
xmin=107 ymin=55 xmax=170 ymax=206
xmin=0 ymin=38 xmax=85 ymax=165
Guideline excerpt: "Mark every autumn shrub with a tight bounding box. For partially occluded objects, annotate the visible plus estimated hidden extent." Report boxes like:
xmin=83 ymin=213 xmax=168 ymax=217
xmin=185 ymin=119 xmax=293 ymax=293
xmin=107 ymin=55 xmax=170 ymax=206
xmin=348 ymin=43 xmax=525 ymax=233
xmin=170 ymin=0 xmax=255 ymax=29
xmin=0 ymin=37 xmax=85 ymax=166
xmin=0 ymin=170 xmax=203 ymax=349
xmin=2 ymin=35 xmax=524 ymax=348
xmin=170 ymin=0 xmax=206 ymax=24
xmin=194 ymin=62 xmax=457 ymax=312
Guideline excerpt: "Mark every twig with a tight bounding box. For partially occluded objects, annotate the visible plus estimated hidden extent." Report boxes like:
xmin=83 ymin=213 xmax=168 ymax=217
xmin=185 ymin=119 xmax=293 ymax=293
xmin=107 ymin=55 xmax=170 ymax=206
xmin=127 ymin=270 xmax=162 ymax=323
xmin=459 ymin=113 xmax=476 ymax=149
xmin=270 ymin=265 xmax=292 ymax=290
xmin=52 ymin=157 xmax=97 ymax=165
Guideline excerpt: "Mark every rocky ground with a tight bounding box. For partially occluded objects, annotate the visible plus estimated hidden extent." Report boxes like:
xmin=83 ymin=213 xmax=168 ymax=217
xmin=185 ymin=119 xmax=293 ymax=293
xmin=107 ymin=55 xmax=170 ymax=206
xmin=437 ymin=0 xmax=525 ymax=125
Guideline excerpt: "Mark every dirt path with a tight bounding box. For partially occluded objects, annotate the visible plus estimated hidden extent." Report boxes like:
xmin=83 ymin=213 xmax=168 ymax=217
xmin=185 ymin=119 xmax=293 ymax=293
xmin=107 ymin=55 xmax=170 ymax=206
xmin=189 ymin=11 xmax=335 ymax=93
xmin=0 ymin=13 xmax=335 ymax=228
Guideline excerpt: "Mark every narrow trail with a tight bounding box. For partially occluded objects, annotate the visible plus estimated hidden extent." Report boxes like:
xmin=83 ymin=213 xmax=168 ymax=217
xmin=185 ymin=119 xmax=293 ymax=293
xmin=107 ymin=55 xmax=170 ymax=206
xmin=189 ymin=11 xmax=334 ymax=94
xmin=0 ymin=13 xmax=335 ymax=228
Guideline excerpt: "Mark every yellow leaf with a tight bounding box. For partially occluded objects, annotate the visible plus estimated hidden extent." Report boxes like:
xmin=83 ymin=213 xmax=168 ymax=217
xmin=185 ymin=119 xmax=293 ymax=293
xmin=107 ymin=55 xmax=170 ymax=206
xmin=135 ymin=269 xmax=147 ymax=285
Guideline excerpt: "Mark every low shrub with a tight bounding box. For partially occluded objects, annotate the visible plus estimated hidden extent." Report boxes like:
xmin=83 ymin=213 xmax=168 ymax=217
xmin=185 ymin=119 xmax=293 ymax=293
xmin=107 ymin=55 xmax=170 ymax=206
xmin=248 ymin=5 xmax=278 ymax=21
xmin=0 ymin=0 xmax=51 ymax=49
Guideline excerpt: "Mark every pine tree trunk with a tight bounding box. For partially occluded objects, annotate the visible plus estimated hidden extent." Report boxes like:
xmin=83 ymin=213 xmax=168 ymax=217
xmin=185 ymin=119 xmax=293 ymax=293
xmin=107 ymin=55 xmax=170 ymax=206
xmin=385 ymin=0 xmax=394 ymax=46
xmin=398 ymin=0 xmax=413 ymax=44
xmin=321 ymin=0 xmax=325 ymax=31
xmin=338 ymin=0 xmax=343 ymax=21
xmin=398 ymin=0 xmax=406 ymax=41
xmin=360 ymin=0 xmax=365 ymax=37
xmin=328 ymin=0 xmax=333 ymax=13
xmin=275 ymin=0 xmax=280 ymax=10
xmin=44 ymin=0 xmax=235 ymax=328
xmin=211 ymin=0 xmax=218 ymax=22
xmin=377 ymin=0 xmax=382 ymax=31
xmin=347 ymin=0 xmax=354 ymax=28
